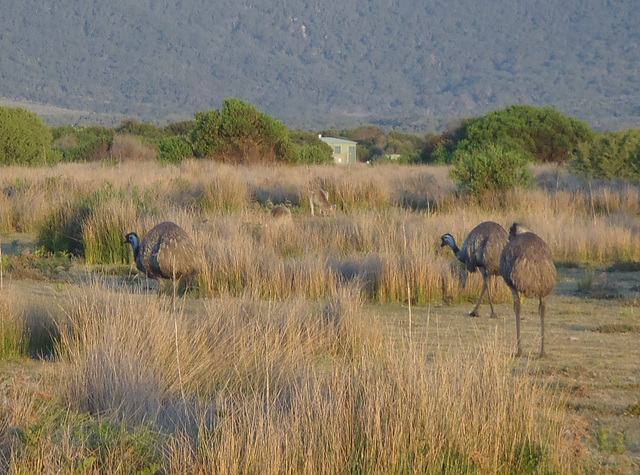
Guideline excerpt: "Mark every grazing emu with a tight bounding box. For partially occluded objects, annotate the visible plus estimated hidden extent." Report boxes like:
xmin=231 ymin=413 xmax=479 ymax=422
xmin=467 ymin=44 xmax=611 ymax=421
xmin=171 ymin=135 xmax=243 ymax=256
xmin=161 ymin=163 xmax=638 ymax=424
xmin=271 ymin=203 xmax=292 ymax=224
xmin=308 ymin=189 xmax=336 ymax=216
xmin=441 ymin=221 xmax=509 ymax=318
xmin=500 ymin=222 xmax=556 ymax=357
xmin=124 ymin=221 xmax=199 ymax=309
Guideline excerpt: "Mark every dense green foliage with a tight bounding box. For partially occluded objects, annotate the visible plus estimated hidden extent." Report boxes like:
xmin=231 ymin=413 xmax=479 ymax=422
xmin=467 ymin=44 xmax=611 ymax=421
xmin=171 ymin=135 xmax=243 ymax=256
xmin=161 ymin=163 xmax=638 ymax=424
xmin=53 ymin=126 xmax=115 ymax=162
xmin=115 ymin=120 xmax=167 ymax=139
xmin=0 ymin=107 xmax=59 ymax=165
xmin=424 ymin=106 xmax=593 ymax=165
xmin=190 ymin=99 xmax=297 ymax=164
xmin=463 ymin=106 xmax=593 ymax=163
xmin=0 ymin=2 xmax=638 ymax=131
xmin=572 ymin=130 xmax=640 ymax=179
xmin=156 ymin=136 xmax=194 ymax=164
xmin=450 ymin=144 xmax=532 ymax=195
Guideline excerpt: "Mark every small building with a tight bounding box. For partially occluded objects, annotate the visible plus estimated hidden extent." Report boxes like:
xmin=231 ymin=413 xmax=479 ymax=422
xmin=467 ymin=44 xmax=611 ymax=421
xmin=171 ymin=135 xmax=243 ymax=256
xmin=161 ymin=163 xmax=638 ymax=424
xmin=319 ymin=136 xmax=357 ymax=165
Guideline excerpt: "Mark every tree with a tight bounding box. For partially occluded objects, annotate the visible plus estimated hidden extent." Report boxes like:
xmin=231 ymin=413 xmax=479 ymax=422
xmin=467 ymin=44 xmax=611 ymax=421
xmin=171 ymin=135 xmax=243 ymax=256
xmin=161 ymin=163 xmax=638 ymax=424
xmin=450 ymin=143 xmax=532 ymax=195
xmin=463 ymin=105 xmax=593 ymax=164
xmin=419 ymin=106 xmax=593 ymax=165
xmin=190 ymin=98 xmax=297 ymax=164
xmin=0 ymin=107 xmax=59 ymax=166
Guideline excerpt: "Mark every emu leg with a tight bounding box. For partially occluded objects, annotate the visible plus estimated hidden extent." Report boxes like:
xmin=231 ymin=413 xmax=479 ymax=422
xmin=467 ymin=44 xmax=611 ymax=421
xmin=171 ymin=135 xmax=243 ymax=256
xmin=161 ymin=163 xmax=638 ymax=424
xmin=469 ymin=282 xmax=487 ymax=317
xmin=539 ymin=297 xmax=547 ymax=358
xmin=512 ymin=289 xmax=523 ymax=357
xmin=484 ymin=276 xmax=498 ymax=319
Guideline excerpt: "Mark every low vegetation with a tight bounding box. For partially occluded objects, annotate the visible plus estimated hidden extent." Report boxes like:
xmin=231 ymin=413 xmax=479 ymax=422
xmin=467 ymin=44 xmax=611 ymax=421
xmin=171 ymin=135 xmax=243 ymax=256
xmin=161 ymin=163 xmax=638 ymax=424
xmin=1 ymin=159 xmax=640 ymax=471
xmin=1 ymin=102 xmax=640 ymax=472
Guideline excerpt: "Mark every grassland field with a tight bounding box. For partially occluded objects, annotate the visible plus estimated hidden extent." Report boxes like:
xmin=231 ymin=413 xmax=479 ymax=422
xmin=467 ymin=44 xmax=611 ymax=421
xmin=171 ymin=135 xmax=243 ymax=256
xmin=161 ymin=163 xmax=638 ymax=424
xmin=0 ymin=160 xmax=639 ymax=473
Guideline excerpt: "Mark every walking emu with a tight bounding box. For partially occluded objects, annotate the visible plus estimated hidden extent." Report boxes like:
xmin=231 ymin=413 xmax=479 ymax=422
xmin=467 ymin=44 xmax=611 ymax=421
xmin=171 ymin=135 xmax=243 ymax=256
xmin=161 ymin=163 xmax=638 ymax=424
xmin=500 ymin=222 xmax=556 ymax=357
xmin=124 ymin=221 xmax=200 ymax=309
xmin=441 ymin=221 xmax=509 ymax=318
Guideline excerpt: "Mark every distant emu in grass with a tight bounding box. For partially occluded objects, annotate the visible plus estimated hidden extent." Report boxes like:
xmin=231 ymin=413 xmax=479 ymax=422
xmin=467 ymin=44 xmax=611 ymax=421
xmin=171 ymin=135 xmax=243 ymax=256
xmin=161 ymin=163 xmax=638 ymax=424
xmin=500 ymin=222 xmax=556 ymax=357
xmin=308 ymin=189 xmax=336 ymax=216
xmin=271 ymin=203 xmax=292 ymax=224
xmin=124 ymin=221 xmax=200 ymax=310
xmin=441 ymin=221 xmax=509 ymax=318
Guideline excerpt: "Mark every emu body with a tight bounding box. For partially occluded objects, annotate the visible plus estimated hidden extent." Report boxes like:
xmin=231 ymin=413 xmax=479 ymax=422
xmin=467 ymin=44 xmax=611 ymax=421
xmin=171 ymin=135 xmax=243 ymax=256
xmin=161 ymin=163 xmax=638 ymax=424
xmin=124 ymin=221 xmax=199 ymax=308
xmin=500 ymin=222 xmax=556 ymax=357
xmin=441 ymin=221 xmax=508 ymax=318
xmin=271 ymin=204 xmax=292 ymax=223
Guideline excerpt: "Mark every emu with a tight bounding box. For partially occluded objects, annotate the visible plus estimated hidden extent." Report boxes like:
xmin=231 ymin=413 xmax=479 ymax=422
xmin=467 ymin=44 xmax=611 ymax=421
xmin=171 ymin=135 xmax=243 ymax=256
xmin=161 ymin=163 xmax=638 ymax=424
xmin=308 ymin=189 xmax=336 ymax=216
xmin=441 ymin=221 xmax=509 ymax=318
xmin=500 ymin=222 xmax=556 ymax=357
xmin=124 ymin=221 xmax=200 ymax=310
xmin=271 ymin=203 xmax=292 ymax=224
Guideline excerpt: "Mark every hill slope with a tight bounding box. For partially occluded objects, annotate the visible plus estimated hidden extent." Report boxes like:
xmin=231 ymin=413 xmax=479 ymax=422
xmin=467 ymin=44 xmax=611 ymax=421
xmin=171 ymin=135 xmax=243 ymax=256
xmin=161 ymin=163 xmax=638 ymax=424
xmin=1 ymin=1 xmax=639 ymax=131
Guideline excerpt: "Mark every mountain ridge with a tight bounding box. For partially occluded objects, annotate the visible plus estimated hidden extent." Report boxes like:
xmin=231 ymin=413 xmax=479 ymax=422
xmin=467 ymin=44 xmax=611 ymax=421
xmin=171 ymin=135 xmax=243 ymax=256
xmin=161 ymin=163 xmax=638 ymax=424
xmin=1 ymin=1 xmax=639 ymax=132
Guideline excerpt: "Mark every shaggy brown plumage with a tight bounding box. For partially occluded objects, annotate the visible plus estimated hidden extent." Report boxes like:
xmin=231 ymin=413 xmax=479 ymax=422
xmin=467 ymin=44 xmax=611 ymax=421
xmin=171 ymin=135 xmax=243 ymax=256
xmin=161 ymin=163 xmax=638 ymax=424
xmin=500 ymin=222 xmax=556 ymax=357
xmin=124 ymin=221 xmax=199 ymax=307
xmin=441 ymin=221 xmax=509 ymax=318
xmin=271 ymin=204 xmax=292 ymax=223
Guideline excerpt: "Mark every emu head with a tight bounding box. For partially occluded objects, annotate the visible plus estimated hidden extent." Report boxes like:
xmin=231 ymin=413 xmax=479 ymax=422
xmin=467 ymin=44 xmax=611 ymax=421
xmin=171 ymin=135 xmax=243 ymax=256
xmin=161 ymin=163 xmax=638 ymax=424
xmin=440 ymin=233 xmax=456 ymax=248
xmin=508 ymin=222 xmax=530 ymax=240
xmin=124 ymin=232 xmax=140 ymax=250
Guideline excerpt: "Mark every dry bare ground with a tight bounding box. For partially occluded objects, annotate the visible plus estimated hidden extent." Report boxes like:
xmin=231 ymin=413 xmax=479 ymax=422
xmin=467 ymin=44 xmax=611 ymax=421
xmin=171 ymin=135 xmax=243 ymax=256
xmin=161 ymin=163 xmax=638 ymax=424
xmin=0 ymin=161 xmax=639 ymax=472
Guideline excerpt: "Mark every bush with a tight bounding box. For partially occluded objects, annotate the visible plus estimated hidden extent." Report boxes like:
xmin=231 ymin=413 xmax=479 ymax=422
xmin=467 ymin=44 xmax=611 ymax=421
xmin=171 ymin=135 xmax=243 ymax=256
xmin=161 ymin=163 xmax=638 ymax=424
xmin=156 ymin=136 xmax=194 ymax=164
xmin=450 ymin=143 xmax=532 ymax=195
xmin=463 ymin=105 xmax=593 ymax=164
xmin=0 ymin=107 xmax=60 ymax=166
xmin=571 ymin=130 xmax=640 ymax=179
xmin=190 ymin=98 xmax=297 ymax=164
xmin=115 ymin=120 xmax=166 ymax=139
xmin=55 ymin=126 xmax=115 ymax=162
xmin=296 ymin=144 xmax=333 ymax=164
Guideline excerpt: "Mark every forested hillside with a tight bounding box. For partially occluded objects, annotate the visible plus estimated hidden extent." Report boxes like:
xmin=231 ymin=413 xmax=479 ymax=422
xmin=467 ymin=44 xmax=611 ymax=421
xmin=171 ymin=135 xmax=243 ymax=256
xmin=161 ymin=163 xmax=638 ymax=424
xmin=1 ymin=0 xmax=638 ymax=131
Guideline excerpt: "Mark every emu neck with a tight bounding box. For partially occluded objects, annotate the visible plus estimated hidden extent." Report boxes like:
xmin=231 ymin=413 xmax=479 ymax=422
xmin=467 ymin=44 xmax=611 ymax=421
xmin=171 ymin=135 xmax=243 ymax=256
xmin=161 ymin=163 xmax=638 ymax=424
xmin=446 ymin=240 xmax=460 ymax=256
xmin=129 ymin=234 xmax=141 ymax=259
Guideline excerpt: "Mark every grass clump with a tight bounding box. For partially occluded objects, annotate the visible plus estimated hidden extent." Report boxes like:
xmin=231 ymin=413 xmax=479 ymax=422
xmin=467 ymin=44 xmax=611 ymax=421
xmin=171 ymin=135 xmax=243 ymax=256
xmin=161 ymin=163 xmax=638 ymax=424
xmin=0 ymin=294 xmax=28 ymax=359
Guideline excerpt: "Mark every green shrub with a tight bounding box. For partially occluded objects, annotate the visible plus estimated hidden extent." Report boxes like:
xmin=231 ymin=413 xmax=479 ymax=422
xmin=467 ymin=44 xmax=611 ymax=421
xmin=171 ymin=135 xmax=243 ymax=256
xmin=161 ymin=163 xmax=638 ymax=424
xmin=571 ymin=129 xmax=640 ymax=179
xmin=55 ymin=126 xmax=115 ymax=162
xmin=115 ymin=119 xmax=166 ymax=139
xmin=156 ymin=136 xmax=194 ymax=163
xmin=296 ymin=144 xmax=333 ymax=164
xmin=0 ymin=107 xmax=60 ymax=166
xmin=450 ymin=143 xmax=532 ymax=195
xmin=190 ymin=98 xmax=297 ymax=164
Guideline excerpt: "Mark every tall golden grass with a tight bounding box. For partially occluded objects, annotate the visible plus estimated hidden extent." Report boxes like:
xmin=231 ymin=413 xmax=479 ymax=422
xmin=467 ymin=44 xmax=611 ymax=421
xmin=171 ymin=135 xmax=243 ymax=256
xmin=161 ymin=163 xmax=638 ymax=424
xmin=7 ymin=281 xmax=566 ymax=473
xmin=1 ymin=160 xmax=616 ymax=471
xmin=2 ymin=160 xmax=640 ymax=304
